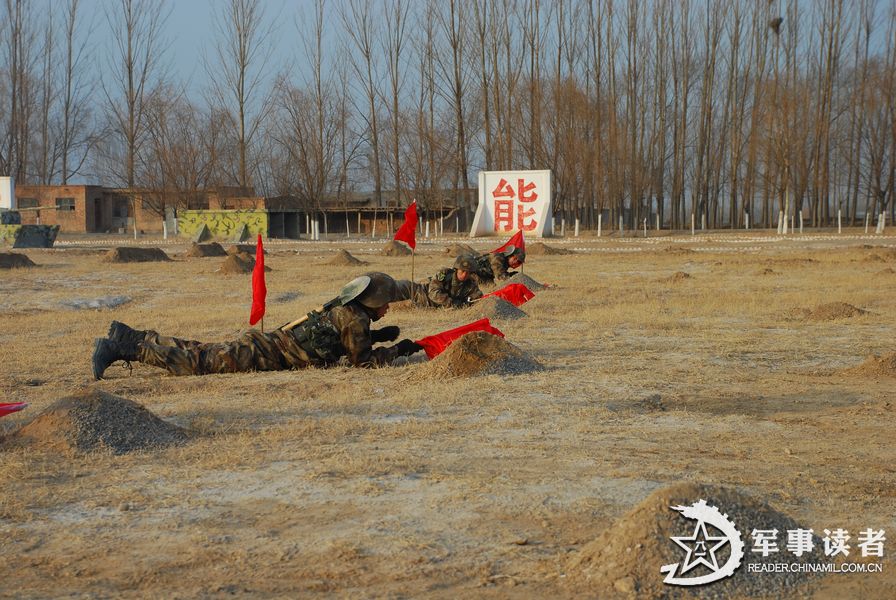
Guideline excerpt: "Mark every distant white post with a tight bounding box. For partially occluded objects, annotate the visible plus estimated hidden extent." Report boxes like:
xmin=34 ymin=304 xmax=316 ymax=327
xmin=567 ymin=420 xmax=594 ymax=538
xmin=655 ymin=214 xmax=660 ymax=231
xmin=701 ymin=214 xmax=706 ymax=231
xmin=597 ymin=213 xmax=602 ymax=237
xmin=643 ymin=218 xmax=647 ymax=237
xmin=837 ymin=209 xmax=842 ymax=234
xmin=574 ymin=218 xmax=580 ymax=237
xmin=561 ymin=217 xmax=566 ymax=236
xmin=691 ymin=213 xmax=695 ymax=236
xmin=745 ymin=212 xmax=750 ymax=230
xmin=865 ymin=213 xmax=870 ymax=234
xmin=619 ymin=215 xmax=624 ymax=237
xmin=798 ymin=212 xmax=803 ymax=234
xmin=425 ymin=221 xmax=430 ymax=238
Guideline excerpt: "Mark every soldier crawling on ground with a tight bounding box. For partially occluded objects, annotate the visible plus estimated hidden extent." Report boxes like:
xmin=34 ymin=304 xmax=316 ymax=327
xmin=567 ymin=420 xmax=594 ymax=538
xmin=91 ymin=272 xmax=423 ymax=379
xmin=471 ymin=245 xmax=526 ymax=286
xmin=395 ymin=255 xmax=484 ymax=309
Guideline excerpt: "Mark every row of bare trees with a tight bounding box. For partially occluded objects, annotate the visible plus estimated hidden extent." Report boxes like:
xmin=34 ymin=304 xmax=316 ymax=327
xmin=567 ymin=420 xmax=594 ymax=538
xmin=1 ymin=0 xmax=894 ymax=228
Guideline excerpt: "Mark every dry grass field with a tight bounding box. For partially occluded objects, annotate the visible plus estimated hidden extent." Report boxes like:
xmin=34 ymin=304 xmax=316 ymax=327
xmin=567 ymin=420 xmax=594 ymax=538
xmin=1 ymin=230 xmax=894 ymax=598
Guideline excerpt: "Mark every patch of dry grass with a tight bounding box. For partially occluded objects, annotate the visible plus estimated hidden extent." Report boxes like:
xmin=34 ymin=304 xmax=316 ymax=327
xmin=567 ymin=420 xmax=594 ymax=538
xmin=1 ymin=234 xmax=895 ymax=597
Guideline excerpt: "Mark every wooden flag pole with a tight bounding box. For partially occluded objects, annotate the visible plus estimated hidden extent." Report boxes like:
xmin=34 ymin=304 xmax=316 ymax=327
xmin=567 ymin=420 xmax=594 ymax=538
xmin=260 ymin=317 xmax=264 ymax=333
xmin=411 ymin=248 xmax=415 ymax=281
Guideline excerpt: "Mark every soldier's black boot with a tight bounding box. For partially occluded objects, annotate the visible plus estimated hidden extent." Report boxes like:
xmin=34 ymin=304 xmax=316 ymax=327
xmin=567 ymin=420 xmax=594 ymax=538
xmin=107 ymin=320 xmax=146 ymax=346
xmin=92 ymin=338 xmax=141 ymax=380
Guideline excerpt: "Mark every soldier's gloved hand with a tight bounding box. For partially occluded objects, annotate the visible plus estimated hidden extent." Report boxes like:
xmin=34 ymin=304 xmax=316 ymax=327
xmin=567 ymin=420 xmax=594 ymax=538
xmin=394 ymin=339 xmax=424 ymax=356
xmin=371 ymin=325 xmax=400 ymax=343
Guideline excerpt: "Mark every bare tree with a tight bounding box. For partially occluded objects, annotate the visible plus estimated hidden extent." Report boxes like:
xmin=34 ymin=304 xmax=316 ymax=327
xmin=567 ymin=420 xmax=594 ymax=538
xmin=59 ymin=0 xmax=97 ymax=184
xmin=341 ymin=0 xmax=384 ymax=206
xmin=101 ymin=0 xmax=170 ymax=188
xmin=382 ymin=0 xmax=410 ymax=204
xmin=205 ymin=0 xmax=277 ymax=190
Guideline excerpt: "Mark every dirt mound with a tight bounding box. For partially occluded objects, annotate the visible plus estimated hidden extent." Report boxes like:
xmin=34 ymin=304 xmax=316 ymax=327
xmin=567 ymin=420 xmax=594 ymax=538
xmin=476 ymin=296 xmax=527 ymax=320
xmin=527 ymin=242 xmax=573 ymax=255
xmin=666 ymin=271 xmax=691 ymax=282
xmin=664 ymin=246 xmax=696 ymax=255
xmin=227 ymin=244 xmax=265 ymax=256
xmin=329 ymin=249 xmax=368 ymax=266
xmin=0 ymin=252 xmax=36 ymax=269
xmin=845 ymin=352 xmax=896 ymax=378
xmin=443 ymin=243 xmax=477 ymax=257
xmin=217 ymin=252 xmax=271 ymax=275
xmin=425 ymin=331 xmax=542 ymax=377
xmin=506 ymin=272 xmax=548 ymax=291
xmin=10 ymin=390 xmax=189 ymax=455
xmin=103 ymin=247 xmax=171 ymax=263
xmin=566 ymin=482 xmax=822 ymax=599
xmin=805 ymin=302 xmax=867 ymax=321
xmin=381 ymin=240 xmax=412 ymax=256
xmin=877 ymin=267 xmax=895 ymax=275
xmin=185 ymin=242 xmax=227 ymax=257
xmin=757 ymin=268 xmax=779 ymax=275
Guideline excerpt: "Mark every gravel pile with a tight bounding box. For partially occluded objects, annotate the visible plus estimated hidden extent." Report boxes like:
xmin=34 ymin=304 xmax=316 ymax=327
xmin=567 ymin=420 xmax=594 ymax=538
xmin=10 ymin=390 xmax=189 ymax=455
xmin=185 ymin=242 xmax=227 ymax=257
xmin=527 ymin=242 xmax=573 ymax=255
xmin=103 ymin=247 xmax=170 ymax=263
xmin=217 ymin=252 xmax=270 ymax=275
xmin=0 ymin=252 xmax=36 ymax=269
xmin=424 ymin=331 xmax=542 ymax=377
xmin=567 ymin=483 xmax=823 ymax=599
xmin=329 ymin=249 xmax=367 ymax=265
xmin=506 ymin=273 xmax=549 ymax=291
xmin=476 ymin=296 xmax=527 ymax=320
xmin=381 ymin=240 xmax=412 ymax=256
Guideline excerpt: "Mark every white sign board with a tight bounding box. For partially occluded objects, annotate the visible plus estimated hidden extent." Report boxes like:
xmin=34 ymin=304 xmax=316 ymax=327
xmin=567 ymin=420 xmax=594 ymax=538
xmin=471 ymin=170 xmax=552 ymax=237
xmin=0 ymin=176 xmax=13 ymax=210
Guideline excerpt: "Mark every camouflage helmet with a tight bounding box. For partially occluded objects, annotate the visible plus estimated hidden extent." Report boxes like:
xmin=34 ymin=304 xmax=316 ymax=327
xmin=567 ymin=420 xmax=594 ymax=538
xmin=354 ymin=272 xmax=398 ymax=308
xmin=453 ymin=254 xmax=477 ymax=272
xmin=501 ymin=244 xmax=526 ymax=263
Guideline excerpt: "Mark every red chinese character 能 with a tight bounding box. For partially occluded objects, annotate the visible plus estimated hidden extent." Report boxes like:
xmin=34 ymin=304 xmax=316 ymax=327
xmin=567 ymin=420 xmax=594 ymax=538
xmin=491 ymin=178 xmax=516 ymax=199
xmin=517 ymin=205 xmax=538 ymax=231
xmin=518 ymin=179 xmax=538 ymax=202
xmin=494 ymin=199 xmax=514 ymax=231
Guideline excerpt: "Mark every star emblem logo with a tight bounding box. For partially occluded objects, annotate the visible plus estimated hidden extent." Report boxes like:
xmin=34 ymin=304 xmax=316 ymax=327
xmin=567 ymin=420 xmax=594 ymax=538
xmin=671 ymin=519 xmax=730 ymax=574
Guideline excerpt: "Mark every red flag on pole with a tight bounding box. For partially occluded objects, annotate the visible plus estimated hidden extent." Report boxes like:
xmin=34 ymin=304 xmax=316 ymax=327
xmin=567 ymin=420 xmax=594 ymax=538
xmin=0 ymin=402 xmax=28 ymax=418
xmin=249 ymin=234 xmax=266 ymax=326
xmin=393 ymin=200 xmax=418 ymax=249
xmin=493 ymin=230 xmax=525 ymax=254
xmin=414 ymin=318 xmax=505 ymax=359
xmin=480 ymin=283 xmax=535 ymax=307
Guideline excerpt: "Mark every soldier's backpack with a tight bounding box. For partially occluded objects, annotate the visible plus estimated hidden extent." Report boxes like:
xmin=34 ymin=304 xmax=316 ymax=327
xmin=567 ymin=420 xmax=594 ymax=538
xmin=291 ymin=311 xmax=343 ymax=362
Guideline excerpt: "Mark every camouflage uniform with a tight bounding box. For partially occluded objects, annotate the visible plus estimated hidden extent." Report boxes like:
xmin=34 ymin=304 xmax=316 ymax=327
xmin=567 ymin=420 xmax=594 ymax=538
xmin=394 ymin=268 xmax=482 ymax=309
xmin=136 ymin=303 xmax=404 ymax=376
xmin=93 ymin=272 xmax=420 ymax=379
xmin=472 ymin=252 xmax=513 ymax=285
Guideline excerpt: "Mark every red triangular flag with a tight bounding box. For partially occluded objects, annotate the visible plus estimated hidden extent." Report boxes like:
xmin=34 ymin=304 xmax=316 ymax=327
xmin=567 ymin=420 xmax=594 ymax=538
xmin=481 ymin=283 xmax=535 ymax=307
xmin=393 ymin=200 xmax=418 ymax=250
xmin=414 ymin=318 xmax=505 ymax=359
xmin=0 ymin=402 xmax=28 ymax=418
xmin=249 ymin=234 xmax=266 ymax=326
xmin=493 ymin=230 xmax=525 ymax=254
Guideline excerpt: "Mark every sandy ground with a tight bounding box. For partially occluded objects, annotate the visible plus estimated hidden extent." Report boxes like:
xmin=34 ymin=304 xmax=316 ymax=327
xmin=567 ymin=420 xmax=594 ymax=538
xmin=1 ymin=230 xmax=894 ymax=598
